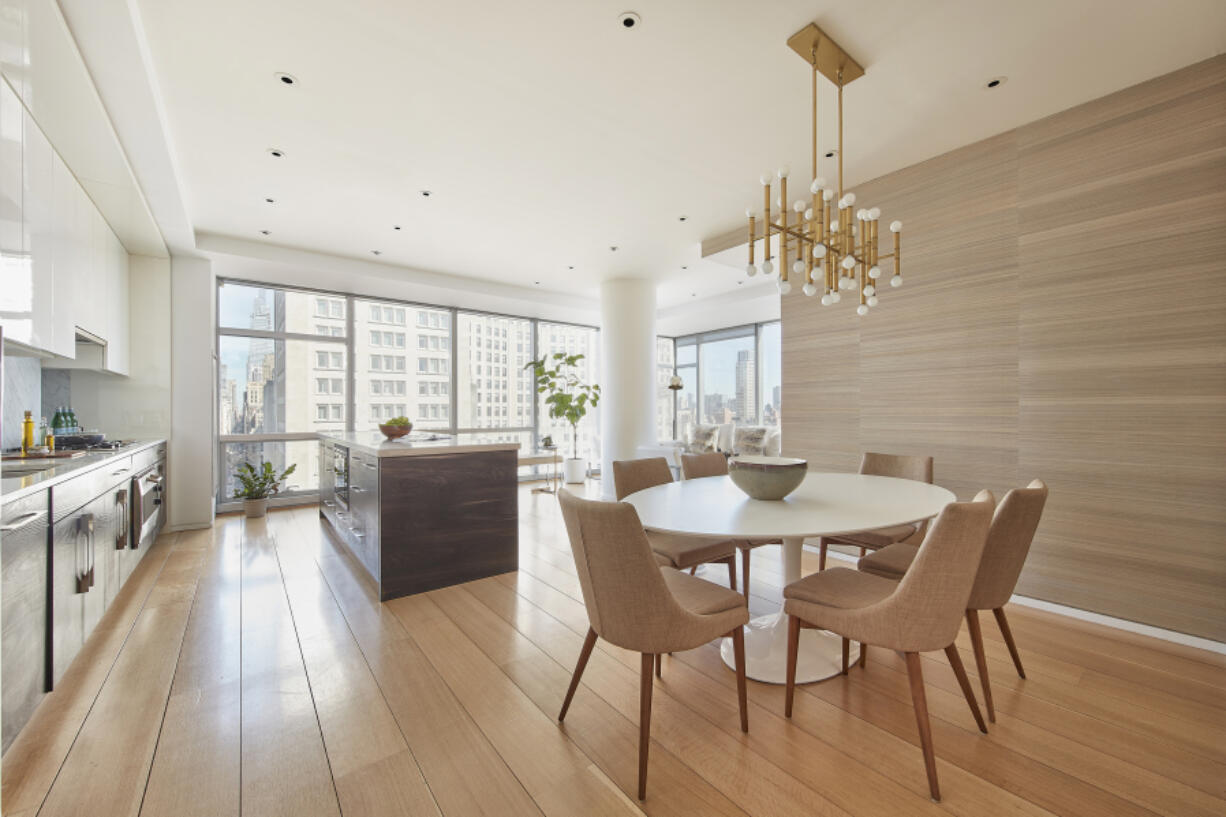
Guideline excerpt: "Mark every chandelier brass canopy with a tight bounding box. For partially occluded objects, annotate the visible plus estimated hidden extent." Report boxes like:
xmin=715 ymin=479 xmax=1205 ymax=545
xmin=744 ymin=24 xmax=904 ymax=314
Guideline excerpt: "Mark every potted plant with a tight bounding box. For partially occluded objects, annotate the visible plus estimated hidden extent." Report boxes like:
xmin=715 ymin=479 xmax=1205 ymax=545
xmin=233 ymin=460 xmax=297 ymax=517
xmin=526 ymin=352 xmax=601 ymax=484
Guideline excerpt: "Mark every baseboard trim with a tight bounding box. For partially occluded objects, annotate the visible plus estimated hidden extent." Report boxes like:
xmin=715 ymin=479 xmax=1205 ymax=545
xmin=165 ymin=522 xmax=212 ymax=533
xmin=815 ymin=545 xmax=1226 ymax=655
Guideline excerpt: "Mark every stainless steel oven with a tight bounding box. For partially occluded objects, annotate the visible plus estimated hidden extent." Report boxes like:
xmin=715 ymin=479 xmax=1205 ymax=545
xmin=333 ymin=445 xmax=350 ymax=512
xmin=131 ymin=462 xmax=164 ymax=548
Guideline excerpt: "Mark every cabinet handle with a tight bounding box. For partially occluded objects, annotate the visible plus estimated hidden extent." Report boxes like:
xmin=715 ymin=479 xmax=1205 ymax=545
xmin=351 ymin=486 xmax=365 ymax=493
xmin=116 ymin=489 xmax=129 ymax=549
xmin=351 ymin=530 xmax=365 ymax=539
xmin=322 ymin=500 xmax=335 ymax=508
xmin=112 ymin=467 xmax=129 ymax=476
xmin=363 ymin=463 xmax=376 ymax=470
xmin=0 ymin=510 xmax=46 ymax=531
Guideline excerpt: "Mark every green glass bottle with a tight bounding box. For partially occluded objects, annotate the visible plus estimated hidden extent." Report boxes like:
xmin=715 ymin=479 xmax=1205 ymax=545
xmin=51 ymin=406 xmax=63 ymax=435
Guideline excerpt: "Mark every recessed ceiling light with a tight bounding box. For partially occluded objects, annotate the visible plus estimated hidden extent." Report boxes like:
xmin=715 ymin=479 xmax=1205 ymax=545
xmin=259 ymin=230 xmax=270 ymax=235
xmin=824 ymin=150 xmax=837 ymax=158
xmin=371 ymin=250 xmax=382 ymax=256
xmin=420 ymin=190 xmax=432 ymax=197
xmin=618 ymin=12 xmax=641 ymax=29
xmin=678 ymin=216 xmax=687 ymax=222
xmin=268 ymin=148 xmax=285 ymax=158
xmin=534 ymin=281 xmax=541 ymax=285
xmin=567 ymin=265 xmax=574 ymax=270
xmin=985 ymin=76 xmax=1007 ymax=89
xmin=264 ymin=197 xmax=275 ymax=203
xmin=737 ymin=280 xmax=744 ymax=285
xmin=275 ymin=72 xmax=297 ymax=86
xmin=681 ymin=265 xmax=688 ymax=270
xmin=690 ymin=292 xmax=697 ymax=297
xmin=393 ymin=225 xmax=402 ymax=231
xmin=610 ymin=246 xmax=618 ymax=252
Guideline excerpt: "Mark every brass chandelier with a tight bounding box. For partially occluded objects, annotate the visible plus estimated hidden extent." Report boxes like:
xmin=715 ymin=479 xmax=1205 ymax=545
xmin=743 ymin=24 xmax=904 ymax=314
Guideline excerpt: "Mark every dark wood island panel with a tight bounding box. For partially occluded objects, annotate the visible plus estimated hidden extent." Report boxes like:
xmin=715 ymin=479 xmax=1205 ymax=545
xmin=377 ymin=449 xmax=518 ymax=599
xmin=319 ymin=438 xmax=519 ymax=602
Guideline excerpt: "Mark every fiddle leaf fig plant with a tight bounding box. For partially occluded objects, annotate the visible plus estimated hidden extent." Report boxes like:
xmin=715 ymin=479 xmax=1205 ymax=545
xmin=233 ymin=460 xmax=297 ymax=500
xmin=525 ymin=353 xmax=601 ymax=460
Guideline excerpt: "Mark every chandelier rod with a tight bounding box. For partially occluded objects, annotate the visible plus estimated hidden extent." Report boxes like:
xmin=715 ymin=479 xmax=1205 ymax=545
xmin=837 ymin=69 xmax=844 ymax=201
xmin=811 ymin=48 xmax=818 ymax=181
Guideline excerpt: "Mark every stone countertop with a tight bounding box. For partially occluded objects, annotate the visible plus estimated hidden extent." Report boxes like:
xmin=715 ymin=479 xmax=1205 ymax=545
xmin=318 ymin=431 xmax=521 ymax=458
xmin=1 ymin=440 xmax=165 ymax=504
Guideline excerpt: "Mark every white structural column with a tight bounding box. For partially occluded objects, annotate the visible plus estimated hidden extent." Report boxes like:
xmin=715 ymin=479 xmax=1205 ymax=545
xmin=598 ymin=278 xmax=657 ymax=499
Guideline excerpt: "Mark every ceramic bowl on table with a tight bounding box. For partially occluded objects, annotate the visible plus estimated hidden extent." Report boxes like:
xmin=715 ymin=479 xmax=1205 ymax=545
xmin=728 ymin=456 xmax=808 ymax=500
xmin=378 ymin=423 xmax=412 ymax=440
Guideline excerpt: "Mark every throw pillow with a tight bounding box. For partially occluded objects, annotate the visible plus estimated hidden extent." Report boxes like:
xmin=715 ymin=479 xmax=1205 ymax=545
xmin=687 ymin=424 xmax=719 ymax=454
xmin=734 ymin=426 xmax=770 ymax=455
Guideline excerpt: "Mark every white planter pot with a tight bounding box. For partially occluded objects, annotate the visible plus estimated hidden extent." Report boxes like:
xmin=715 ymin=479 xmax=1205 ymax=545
xmin=563 ymin=458 xmax=587 ymax=484
xmin=243 ymin=498 xmax=269 ymax=518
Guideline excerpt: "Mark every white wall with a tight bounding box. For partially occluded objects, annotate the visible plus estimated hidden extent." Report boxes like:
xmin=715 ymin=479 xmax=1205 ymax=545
xmin=168 ymin=255 xmax=214 ymax=530
xmin=656 ymin=284 xmax=780 ymax=338
xmin=599 ymin=278 xmax=657 ymax=499
xmin=69 ymin=254 xmax=172 ymax=440
xmin=200 ymin=234 xmax=601 ymax=327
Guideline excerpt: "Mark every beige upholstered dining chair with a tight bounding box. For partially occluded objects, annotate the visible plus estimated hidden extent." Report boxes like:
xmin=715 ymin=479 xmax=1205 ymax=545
xmin=612 ymin=458 xmax=740 ymax=589
xmin=783 ymin=493 xmax=994 ymax=802
xmin=858 ymin=479 xmax=1049 ymax=722
xmin=817 ymin=452 xmax=935 ymax=570
xmin=556 ymin=489 xmax=749 ymax=800
xmin=681 ymin=452 xmax=782 ymax=596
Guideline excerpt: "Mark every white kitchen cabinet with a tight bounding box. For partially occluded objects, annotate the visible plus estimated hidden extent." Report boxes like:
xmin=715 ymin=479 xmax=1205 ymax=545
xmin=50 ymin=151 xmax=75 ymax=354
xmin=0 ymin=77 xmax=32 ymax=348
xmin=22 ymin=105 xmax=63 ymax=356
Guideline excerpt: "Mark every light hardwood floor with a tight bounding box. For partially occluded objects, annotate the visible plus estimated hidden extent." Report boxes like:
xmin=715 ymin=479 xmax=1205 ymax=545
xmin=3 ymin=481 xmax=1224 ymax=817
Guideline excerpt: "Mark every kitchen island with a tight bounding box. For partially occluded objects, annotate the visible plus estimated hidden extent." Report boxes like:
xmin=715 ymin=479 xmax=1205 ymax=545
xmin=318 ymin=432 xmax=519 ymax=601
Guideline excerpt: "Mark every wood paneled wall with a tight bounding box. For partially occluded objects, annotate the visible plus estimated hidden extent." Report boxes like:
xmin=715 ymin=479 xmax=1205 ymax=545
xmin=781 ymin=56 xmax=1226 ymax=640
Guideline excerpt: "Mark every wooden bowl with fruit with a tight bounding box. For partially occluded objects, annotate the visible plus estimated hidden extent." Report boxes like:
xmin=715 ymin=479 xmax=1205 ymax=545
xmin=378 ymin=416 xmax=413 ymax=440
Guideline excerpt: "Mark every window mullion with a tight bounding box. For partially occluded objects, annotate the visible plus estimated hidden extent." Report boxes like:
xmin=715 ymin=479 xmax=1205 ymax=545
xmin=346 ymin=295 xmax=356 ymax=432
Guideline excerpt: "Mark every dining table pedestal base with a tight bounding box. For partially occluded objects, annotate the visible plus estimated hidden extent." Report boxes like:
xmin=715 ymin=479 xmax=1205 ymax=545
xmin=718 ymin=534 xmax=859 ymax=684
xmin=720 ymin=612 xmax=859 ymax=684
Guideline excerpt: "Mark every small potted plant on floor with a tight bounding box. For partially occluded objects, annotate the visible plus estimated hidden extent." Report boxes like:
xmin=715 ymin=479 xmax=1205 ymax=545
xmin=526 ymin=352 xmax=601 ymax=484
xmin=233 ymin=460 xmax=297 ymax=517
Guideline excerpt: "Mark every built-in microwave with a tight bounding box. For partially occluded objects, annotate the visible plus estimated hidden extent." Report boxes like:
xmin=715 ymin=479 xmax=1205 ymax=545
xmin=131 ymin=462 xmax=164 ymax=548
xmin=333 ymin=445 xmax=350 ymax=511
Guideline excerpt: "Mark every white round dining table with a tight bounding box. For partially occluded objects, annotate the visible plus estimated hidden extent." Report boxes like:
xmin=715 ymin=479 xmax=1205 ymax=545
xmin=623 ymin=471 xmax=955 ymax=684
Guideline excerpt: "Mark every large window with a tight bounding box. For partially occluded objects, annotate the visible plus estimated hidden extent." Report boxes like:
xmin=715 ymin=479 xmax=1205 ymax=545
xmin=655 ymin=337 xmax=675 ymax=443
xmin=218 ymin=282 xmax=349 ymax=503
xmin=356 ymin=299 xmax=450 ymax=429
xmin=215 ymin=279 xmax=600 ymax=509
xmin=456 ymin=313 xmax=534 ymax=431
xmin=537 ymin=322 xmax=601 ymax=462
xmin=662 ymin=320 xmax=781 ymax=441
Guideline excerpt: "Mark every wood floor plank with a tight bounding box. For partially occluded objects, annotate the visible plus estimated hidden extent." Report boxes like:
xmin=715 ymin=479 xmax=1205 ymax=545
xmin=393 ymin=588 xmax=637 ymax=816
xmin=239 ymin=516 xmax=340 ymax=817
xmin=0 ymin=532 xmax=175 ymax=815
xmin=38 ymin=531 xmax=209 ymax=817
xmin=140 ymin=520 xmax=242 ymax=817
xmin=309 ymin=525 xmax=546 ymax=817
xmin=268 ymin=509 xmax=441 ymax=817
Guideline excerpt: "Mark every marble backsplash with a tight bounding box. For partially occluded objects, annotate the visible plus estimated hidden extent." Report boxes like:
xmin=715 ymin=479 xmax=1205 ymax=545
xmin=1 ymin=354 xmax=42 ymax=450
xmin=41 ymin=369 xmax=71 ymax=423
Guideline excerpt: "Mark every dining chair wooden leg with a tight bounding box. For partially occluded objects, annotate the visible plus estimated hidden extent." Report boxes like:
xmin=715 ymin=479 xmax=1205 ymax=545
xmin=841 ymin=637 xmax=849 ymax=675
xmin=903 ymin=652 xmax=941 ymax=802
xmin=655 ymin=653 xmax=662 ymax=678
xmin=859 ymin=644 xmax=867 ymax=668
xmin=993 ymin=607 xmax=1026 ymax=679
xmin=785 ymin=616 xmax=800 ymax=717
xmin=689 ymin=566 xmax=697 ymax=576
xmin=741 ymin=548 xmax=751 ymax=598
xmin=818 ymin=538 xmax=828 ymax=570
xmin=731 ymin=627 xmax=749 ymax=732
xmin=559 ymin=627 xmax=598 ymax=721
xmin=944 ymin=644 xmax=988 ymax=734
xmin=638 ymin=652 xmax=655 ymax=799
xmin=859 ymin=546 xmax=866 ymax=558
xmin=965 ymin=610 xmax=995 ymax=722
xmin=726 ymin=556 xmax=737 ymax=592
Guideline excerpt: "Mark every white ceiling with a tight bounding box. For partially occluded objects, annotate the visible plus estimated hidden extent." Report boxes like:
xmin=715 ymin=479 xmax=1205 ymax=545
xmin=131 ymin=0 xmax=1226 ymax=308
